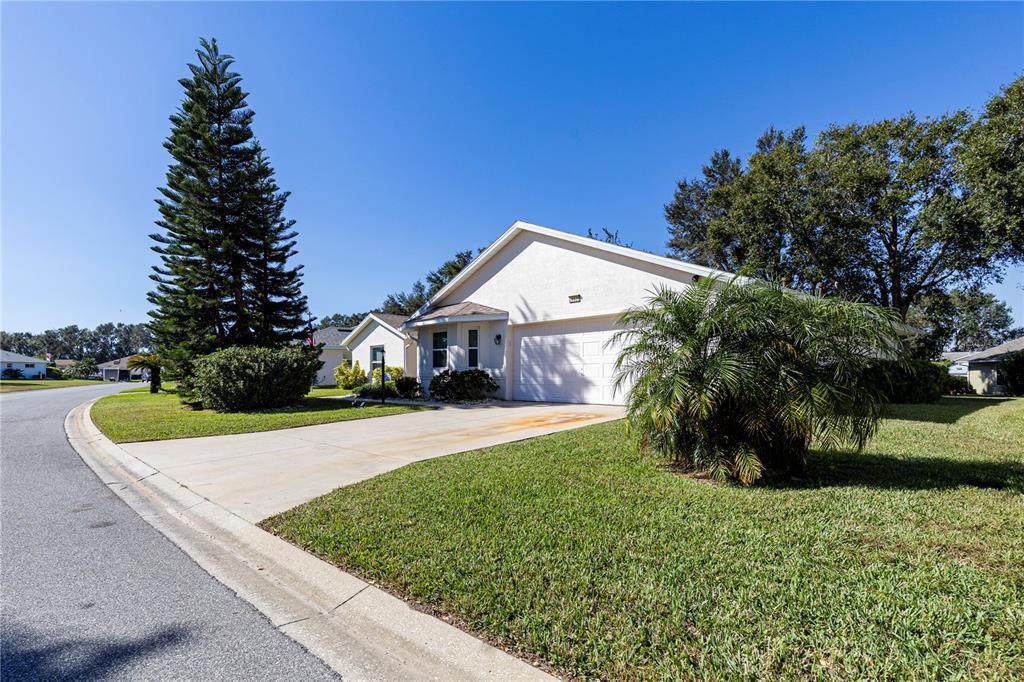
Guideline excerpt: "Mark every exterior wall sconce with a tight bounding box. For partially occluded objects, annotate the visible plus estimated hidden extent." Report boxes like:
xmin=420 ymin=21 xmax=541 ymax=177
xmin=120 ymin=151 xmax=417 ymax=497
xmin=568 ymin=294 xmax=582 ymax=304
xmin=494 ymin=334 xmax=502 ymax=345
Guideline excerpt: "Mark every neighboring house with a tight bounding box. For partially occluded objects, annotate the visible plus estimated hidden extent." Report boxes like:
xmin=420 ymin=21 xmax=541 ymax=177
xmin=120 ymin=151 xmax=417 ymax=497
xmin=341 ymin=313 xmax=416 ymax=379
xmin=97 ymin=356 xmax=146 ymax=382
xmin=312 ymin=326 xmax=353 ymax=386
xmin=941 ymin=351 xmax=973 ymax=377
xmin=0 ymin=349 xmax=47 ymax=379
xmin=401 ymin=221 xmax=729 ymax=405
xmin=963 ymin=336 xmax=1024 ymax=395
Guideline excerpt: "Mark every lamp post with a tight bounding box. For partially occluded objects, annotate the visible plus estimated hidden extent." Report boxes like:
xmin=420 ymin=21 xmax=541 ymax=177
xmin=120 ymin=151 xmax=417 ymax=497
xmin=380 ymin=347 xmax=385 ymax=405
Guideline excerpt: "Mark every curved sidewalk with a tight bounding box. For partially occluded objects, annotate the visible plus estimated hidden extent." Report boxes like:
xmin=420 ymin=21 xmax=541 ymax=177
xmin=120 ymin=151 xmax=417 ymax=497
xmin=66 ymin=399 xmax=559 ymax=681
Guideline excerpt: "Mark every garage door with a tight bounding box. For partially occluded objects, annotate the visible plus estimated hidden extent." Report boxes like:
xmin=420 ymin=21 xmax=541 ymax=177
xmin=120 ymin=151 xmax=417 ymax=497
xmin=513 ymin=316 xmax=628 ymax=405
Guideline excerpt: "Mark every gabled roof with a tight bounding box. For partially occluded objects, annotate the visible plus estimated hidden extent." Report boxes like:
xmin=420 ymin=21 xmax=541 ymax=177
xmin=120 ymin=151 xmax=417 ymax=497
xmin=0 ymin=349 xmax=45 ymax=363
xmin=941 ymin=351 xmax=974 ymax=363
xmin=404 ymin=301 xmax=508 ymax=329
xmin=340 ymin=313 xmax=411 ymax=348
xmin=98 ymin=356 xmax=140 ymax=369
xmin=375 ymin=313 xmax=411 ymax=330
xmin=965 ymin=335 xmax=1024 ymax=363
xmin=415 ymin=221 xmax=736 ymax=317
xmin=313 ymin=325 xmax=355 ymax=349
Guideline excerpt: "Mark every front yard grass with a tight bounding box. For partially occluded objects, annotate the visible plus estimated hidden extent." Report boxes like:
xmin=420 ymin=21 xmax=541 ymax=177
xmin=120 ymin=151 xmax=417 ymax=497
xmin=0 ymin=378 xmax=106 ymax=393
xmin=265 ymin=397 xmax=1024 ymax=680
xmin=92 ymin=386 xmax=425 ymax=442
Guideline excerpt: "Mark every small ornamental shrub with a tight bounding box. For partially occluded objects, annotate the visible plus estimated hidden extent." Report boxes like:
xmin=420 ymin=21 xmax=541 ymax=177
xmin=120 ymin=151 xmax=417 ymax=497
xmin=354 ymin=381 xmax=399 ymax=399
xmin=394 ymin=376 xmax=421 ymax=399
xmin=372 ymin=365 xmax=405 ymax=384
xmin=192 ymin=346 xmax=321 ymax=412
xmin=429 ymin=369 xmax=499 ymax=401
xmin=335 ymin=361 xmax=367 ymax=389
xmin=998 ymin=351 xmax=1024 ymax=396
xmin=943 ymin=374 xmax=976 ymax=396
xmin=871 ymin=359 xmax=946 ymax=404
xmin=2 ymin=367 xmax=25 ymax=380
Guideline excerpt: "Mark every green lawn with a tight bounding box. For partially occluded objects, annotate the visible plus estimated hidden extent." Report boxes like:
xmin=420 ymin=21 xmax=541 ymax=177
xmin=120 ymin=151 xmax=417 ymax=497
xmin=307 ymin=385 xmax=353 ymax=398
xmin=0 ymin=378 xmax=106 ymax=393
xmin=92 ymin=386 xmax=426 ymax=442
xmin=265 ymin=397 xmax=1024 ymax=680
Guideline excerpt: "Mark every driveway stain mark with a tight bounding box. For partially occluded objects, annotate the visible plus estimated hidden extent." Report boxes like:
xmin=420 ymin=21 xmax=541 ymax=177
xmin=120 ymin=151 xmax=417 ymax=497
xmin=504 ymin=413 xmax=602 ymax=428
xmin=87 ymin=520 xmax=117 ymax=529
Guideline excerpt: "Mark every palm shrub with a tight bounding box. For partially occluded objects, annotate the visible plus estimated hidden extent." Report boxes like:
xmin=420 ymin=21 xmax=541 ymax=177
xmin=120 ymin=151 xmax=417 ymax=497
xmin=128 ymin=352 xmax=162 ymax=393
xmin=63 ymin=357 xmax=98 ymax=380
xmin=613 ymin=277 xmax=903 ymax=483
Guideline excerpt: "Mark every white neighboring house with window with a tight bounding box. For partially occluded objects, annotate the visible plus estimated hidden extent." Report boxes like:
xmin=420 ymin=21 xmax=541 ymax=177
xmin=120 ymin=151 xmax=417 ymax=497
xmin=311 ymin=325 xmax=354 ymax=386
xmin=1 ymin=349 xmax=47 ymax=379
xmin=941 ymin=351 xmax=973 ymax=377
xmin=402 ymin=220 xmax=729 ymax=405
xmin=341 ymin=313 xmax=417 ymax=379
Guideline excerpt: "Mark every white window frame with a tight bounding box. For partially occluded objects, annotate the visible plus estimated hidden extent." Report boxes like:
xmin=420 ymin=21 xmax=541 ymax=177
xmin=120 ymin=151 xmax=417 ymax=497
xmin=432 ymin=331 xmax=448 ymax=369
xmin=370 ymin=345 xmax=385 ymax=372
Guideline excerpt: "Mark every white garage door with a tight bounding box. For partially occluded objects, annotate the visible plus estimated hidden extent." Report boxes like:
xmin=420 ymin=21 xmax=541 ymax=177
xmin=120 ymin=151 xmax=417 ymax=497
xmin=513 ymin=316 xmax=628 ymax=405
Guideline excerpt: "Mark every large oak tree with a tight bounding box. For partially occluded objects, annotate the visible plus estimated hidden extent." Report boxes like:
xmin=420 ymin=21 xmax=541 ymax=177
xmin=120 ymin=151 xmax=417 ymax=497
xmin=666 ymin=77 xmax=1023 ymax=328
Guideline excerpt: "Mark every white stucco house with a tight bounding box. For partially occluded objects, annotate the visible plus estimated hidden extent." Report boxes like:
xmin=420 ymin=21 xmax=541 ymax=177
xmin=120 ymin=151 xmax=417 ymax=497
xmin=941 ymin=351 xmax=972 ymax=377
xmin=1 ymin=349 xmax=47 ymax=379
xmin=311 ymin=325 xmax=354 ymax=386
xmin=342 ymin=313 xmax=416 ymax=378
xmin=401 ymin=221 xmax=726 ymax=405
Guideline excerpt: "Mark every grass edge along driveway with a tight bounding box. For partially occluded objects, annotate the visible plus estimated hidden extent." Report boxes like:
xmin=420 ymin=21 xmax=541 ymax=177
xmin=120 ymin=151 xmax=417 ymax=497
xmin=0 ymin=379 xmax=106 ymax=393
xmin=91 ymin=387 xmax=430 ymax=443
xmin=264 ymin=397 xmax=1024 ymax=680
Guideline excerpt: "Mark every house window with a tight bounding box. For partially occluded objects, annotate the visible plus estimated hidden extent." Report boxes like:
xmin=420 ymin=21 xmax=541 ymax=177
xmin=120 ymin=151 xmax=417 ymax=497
xmin=432 ymin=331 xmax=448 ymax=368
xmin=467 ymin=329 xmax=479 ymax=368
xmin=370 ymin=346 xmax=384 ymax=372
xmin=25 ymin=363 xmax=35 ymax=368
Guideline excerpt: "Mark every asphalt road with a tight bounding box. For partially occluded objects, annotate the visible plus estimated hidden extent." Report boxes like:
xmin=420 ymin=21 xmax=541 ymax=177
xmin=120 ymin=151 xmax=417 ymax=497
xmin=0 ymin=384 xmax=338 ymax=681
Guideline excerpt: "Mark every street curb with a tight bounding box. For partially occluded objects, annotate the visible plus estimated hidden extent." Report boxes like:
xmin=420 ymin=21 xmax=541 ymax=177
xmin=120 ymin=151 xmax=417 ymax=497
xmin=65 ymin=398 xmax=553 ymax=682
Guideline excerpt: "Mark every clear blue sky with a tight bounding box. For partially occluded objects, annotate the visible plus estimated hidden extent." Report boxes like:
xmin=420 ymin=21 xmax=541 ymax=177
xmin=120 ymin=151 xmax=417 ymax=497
xmin=3 ymin=2 xmax=1022 ymax=331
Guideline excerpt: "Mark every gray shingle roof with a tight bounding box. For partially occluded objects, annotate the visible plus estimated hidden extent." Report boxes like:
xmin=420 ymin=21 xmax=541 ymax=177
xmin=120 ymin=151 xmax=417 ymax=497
xmin=374 ymin=313 xmax=410 ymax=330
xmin=407 ymin=301 xmax=507 ymax=325
xmin=313 ymin=326 xmax=354 ymax=348
xmin=0 ymin=349 xmax=45 ymax=364
xmin=941 ymin=351 xmax=974 ymax=363
xmin=966 ymin=335 xmax=1024 ymax=363
xmin=97 ymin=356 xmax=137 ymax=369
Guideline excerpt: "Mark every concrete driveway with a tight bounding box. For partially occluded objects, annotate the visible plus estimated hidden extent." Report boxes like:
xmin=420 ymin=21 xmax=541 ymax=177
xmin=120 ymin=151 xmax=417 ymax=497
xmin=121 ymin=402 xmax=623 ymax=522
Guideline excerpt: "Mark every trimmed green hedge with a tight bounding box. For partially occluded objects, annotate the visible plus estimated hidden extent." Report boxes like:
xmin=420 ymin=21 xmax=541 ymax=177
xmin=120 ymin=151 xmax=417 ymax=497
xmin=429 ymin=369 xmax=499 ymax=401
xmin=192 ymin=346 xmax=321 ymax=412
xmin=354 ymin=381 xmax=399 ymax=399
xmin=872 ymin=359 xmax=946 ymax=404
